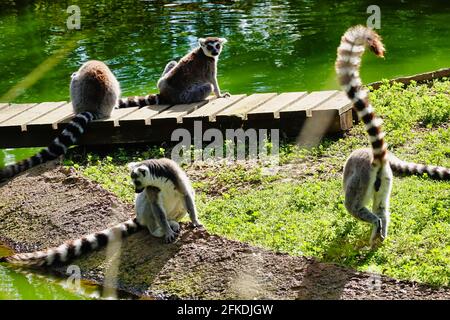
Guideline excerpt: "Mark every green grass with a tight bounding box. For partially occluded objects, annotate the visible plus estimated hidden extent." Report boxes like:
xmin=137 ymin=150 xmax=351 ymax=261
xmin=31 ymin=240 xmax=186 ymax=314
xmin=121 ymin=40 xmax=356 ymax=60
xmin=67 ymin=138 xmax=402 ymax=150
xmin=66 ymin=80 xmax=450 ymax=287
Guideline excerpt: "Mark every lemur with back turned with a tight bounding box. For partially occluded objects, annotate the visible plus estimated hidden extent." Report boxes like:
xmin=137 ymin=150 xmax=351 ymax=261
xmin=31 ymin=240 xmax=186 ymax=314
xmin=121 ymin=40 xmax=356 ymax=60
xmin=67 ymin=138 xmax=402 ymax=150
xmin=0 ymin=158 xmax=201 ymax=267
xmin=0 ymin=60 xmax=121 ymax=183
xmin=336 ymin=25 xmax=450 ymax=246
xmin=119 ymin=37 xmax=230 ymax=107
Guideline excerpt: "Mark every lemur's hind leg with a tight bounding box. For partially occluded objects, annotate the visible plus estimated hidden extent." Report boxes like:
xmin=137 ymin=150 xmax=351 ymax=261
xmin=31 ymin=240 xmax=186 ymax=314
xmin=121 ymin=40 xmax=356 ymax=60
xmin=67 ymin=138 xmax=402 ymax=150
xmin=184 ymin=193 xmax=202 ymax=227
xmin=161 ymin=61 xmax=178 ymax=77
xmin=145 ymin=187 xmax=178 ymax=243
xmin=180 ymin=83 xmax=212 ymax=103
xmin=168 ymin=220 xmax=181 ymax=233
xmin=372 ymin=165 xmax=393 ymax=242
xmin=351 ymin=206 xmax=382 ymax=247
xmin=344 ymin=177 xmax=382 ymax=246
xmin=150 ymin=201 xmax=178 ymax=243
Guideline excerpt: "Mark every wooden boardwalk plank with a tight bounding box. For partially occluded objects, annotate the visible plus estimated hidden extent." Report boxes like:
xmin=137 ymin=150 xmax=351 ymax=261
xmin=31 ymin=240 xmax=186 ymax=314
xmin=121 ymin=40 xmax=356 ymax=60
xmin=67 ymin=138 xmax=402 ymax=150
xmin=0 ymin=90 xmax=356 ymax=148
xmin=310 ymin=91 xmax=353 ymax=132
xmin=27 ymin=102 xmax=73 ymax=130
xmin=279 ymin=90 xmax=339 ymax=118
xmin=118 ymin=104 xmax=171 ymax=126
xmin=59 ymin=107 xmax=141 ymax=128
xmin=183 ymin=95 xmax=246 ymax=122
xmin=0 ymin=103 xmax=38 ymax=124
xmin=215 ymin=93 xmax=277 ymax=122
xmin=93 ymin=107 xmax=141 ymax=127
xmin=247 ymin=92 xmax=307 ymax=120
xmin=1 ymin=101 xmax=67 ymax=131
xmin=151 ymin=100 xmax=209 ymax=125
xmin=311 ymin=91 xmax=352 ymax=114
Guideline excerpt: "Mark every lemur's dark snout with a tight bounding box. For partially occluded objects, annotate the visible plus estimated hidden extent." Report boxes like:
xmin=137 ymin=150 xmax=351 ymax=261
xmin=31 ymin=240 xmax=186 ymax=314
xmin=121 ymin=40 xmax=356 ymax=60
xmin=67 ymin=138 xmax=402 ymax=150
xmin=132 ymin=178 xmax=142 ymax=193
xmin=135 ymin=186 xmax=144 ymax=193
xmin=211 ymin=51 xmax=219 ymax=56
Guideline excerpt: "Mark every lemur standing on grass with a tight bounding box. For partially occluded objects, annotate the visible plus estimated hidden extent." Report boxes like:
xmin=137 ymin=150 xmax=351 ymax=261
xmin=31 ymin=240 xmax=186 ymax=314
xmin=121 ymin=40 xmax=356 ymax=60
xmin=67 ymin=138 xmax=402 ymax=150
xmin=0 ymin=158 xmax=201 ymax=267
xmin=0 ymin=60 xmax=121 ymax=183
xmin=336 ymin=25 xmax=450 ymax=246
xmin=118 ymin=37 xmax=230 ymax=107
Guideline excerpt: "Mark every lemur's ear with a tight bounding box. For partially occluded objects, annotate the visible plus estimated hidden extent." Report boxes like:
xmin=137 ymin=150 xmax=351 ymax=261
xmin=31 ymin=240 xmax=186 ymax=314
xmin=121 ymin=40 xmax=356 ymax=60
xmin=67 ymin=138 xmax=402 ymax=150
xmin=198 ymin=38 xmax=206 ymax=46
xmin=127 ymin=162 xmax=138 ymax=170
xmin=219 ymin=38 xmax=228 ymax=44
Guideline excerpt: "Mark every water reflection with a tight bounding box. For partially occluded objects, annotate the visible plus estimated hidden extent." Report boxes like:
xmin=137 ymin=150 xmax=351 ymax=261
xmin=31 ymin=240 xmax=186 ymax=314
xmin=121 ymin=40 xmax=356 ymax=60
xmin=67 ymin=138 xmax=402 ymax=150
xmin=0 ymin=0 xmax=449 ymax=299
xmin=0 ymin=0 xmax=448 ymax=104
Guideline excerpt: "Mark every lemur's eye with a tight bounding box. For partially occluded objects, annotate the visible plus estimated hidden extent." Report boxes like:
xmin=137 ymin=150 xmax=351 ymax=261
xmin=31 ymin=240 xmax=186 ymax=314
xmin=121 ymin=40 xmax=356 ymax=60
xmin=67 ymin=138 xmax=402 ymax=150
xmin=215 ymin=43 xmax=220 ymax=49
xmin=207 ymin=44 xmax=214 ymax=50
xmin=138 ymin=168 xmax=146 ymax=176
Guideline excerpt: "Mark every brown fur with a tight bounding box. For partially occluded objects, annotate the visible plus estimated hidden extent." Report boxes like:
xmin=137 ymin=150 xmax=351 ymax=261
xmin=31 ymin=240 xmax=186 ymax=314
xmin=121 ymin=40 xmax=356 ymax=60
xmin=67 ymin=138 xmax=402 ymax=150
xmin=161 ymin=48 xmax=215 ymax=98
xmin=118 ymin=37 xmax=228 ymax=107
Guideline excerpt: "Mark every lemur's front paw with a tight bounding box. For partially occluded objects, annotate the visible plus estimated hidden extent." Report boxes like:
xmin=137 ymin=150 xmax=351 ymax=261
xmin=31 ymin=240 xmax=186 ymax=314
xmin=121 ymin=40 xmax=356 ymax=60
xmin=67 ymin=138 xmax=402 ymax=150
xmin=221 ymin=92 xmax=231 ymax=98
xmin=191 ymin=221 xmax=203 ymax=228
xmin=165 ymin=230 xmax=178 ymax=243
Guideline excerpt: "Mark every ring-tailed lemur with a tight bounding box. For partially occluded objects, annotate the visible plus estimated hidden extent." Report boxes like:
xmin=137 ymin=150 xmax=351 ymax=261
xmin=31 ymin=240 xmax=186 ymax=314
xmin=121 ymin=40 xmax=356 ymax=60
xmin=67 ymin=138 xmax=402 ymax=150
xmin=336 ymin=25 xmax=450 ymax=245
xmin=0 ymin=60 xmax=121 ymax=183
xmin=0 ymin=159 xmax=201 ymax=267
xmin=118 ymin=37 xmax=230 ymax=108
xmin=129 ymin=158 xmax=202 ymax=243
xmin=0 ymin=218 xmax=141 ymax=267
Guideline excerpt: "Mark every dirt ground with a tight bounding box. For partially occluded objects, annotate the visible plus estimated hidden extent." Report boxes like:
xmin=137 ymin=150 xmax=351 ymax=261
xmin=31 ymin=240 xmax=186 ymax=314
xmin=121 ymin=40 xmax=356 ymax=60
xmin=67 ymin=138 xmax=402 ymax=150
xmin=0 ymin=161 xmax=449 ymax=300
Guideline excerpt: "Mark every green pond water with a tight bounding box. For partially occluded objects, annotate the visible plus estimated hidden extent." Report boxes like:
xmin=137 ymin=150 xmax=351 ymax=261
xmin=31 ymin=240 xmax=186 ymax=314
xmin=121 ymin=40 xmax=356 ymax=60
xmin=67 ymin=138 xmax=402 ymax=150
xmin=0 ymin=245 xmax=92 ymax=299
xmin=0 ymin=0 xmax=449 ymax=299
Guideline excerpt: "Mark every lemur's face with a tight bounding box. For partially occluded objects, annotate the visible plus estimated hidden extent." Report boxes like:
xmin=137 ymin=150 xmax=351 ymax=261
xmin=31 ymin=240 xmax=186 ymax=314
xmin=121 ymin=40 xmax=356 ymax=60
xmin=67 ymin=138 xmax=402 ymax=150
xmin=199 ymin=37 xmax=227 ymax=58
xmin=128 ymin=163 xmax=150 ymax=193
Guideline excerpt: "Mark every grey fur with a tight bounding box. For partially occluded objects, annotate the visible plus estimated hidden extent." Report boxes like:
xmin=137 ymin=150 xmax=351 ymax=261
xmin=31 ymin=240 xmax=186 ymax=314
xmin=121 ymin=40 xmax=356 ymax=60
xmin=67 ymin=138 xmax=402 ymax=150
xmin=118 ymin=37 xmax=229 ymax=108
xmin=130 ymin=158 xmax=202 ymax=243
xmin=70 ymin=60 xmax=121 ymax=119
xmin=343 ymin=148 xmax=393 ymax=246
xmin=0 ymin=60 xmax=121 ymax=183
xmin=156 ymin=37 xmax=230 ymax=105
xmin=336 ymin=26 xmax=392 ymax=246
xmin=161 ymin=60 xmax=177 ymax=77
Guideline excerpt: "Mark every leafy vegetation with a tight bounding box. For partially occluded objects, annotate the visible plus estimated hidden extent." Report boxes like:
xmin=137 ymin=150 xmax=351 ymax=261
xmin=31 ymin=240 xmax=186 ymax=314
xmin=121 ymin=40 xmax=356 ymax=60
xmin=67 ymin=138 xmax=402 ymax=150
xmin=66 ymin=80 xmax=450 ymax=286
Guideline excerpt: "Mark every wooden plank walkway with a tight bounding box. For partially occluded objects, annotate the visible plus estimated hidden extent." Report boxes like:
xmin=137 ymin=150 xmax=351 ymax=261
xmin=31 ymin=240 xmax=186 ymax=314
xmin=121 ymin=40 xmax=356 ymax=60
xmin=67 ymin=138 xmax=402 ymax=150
xmin=0 ymin=91 xmax=353 ymax=148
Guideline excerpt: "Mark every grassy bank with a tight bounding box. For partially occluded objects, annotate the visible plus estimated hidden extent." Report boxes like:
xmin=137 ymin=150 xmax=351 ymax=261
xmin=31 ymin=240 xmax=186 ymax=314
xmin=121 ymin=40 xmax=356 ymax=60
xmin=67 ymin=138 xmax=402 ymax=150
xmin=66 ymin=80 xmax=450 ymax=286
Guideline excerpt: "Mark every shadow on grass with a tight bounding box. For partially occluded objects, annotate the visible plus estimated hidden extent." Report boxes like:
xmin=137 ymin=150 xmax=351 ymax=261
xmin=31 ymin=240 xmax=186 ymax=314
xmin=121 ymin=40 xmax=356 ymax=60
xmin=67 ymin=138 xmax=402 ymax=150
xmin=296 ymin=220 xmax=380 ymax=299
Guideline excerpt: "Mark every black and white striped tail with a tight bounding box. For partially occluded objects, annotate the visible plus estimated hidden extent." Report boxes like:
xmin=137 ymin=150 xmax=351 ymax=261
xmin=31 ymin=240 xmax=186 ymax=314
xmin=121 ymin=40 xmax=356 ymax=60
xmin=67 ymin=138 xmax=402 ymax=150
xmin=389 ymin=154 xmax=450 ymax=180
xmin=335 ymin=25 xmax=387 ymax=166
xmin=0 ymin=218 xmax=142 ymax=267
xmin=0 ymin=112 xmax=95 ymax=183
xmin=118 ymin=94 xmax=159 ymax=108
